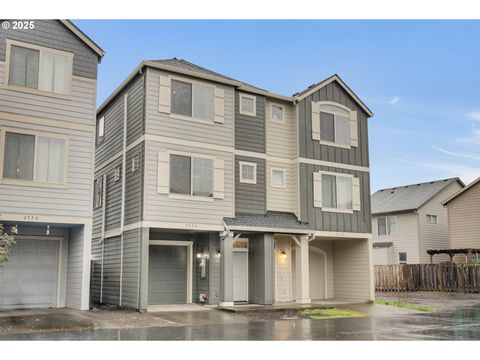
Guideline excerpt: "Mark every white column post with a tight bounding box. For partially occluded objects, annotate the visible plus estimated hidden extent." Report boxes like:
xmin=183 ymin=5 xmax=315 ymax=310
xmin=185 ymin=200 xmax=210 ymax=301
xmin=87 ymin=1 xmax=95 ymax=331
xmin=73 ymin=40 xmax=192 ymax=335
xmin=219 ymin=232 xmax=234 ymax=307
xmin=295 ymin=235 xmax=311 ymax=304
xmin=80 ymin=222 xmax=92 ymax=310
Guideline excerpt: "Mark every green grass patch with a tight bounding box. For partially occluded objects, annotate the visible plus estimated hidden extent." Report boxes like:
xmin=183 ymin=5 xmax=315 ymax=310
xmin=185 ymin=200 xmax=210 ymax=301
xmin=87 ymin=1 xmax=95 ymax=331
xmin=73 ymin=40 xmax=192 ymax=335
xmin=298 ymin=307 xmax=366 ymax=319
xmin=374 ymin=299 xmax=436 ymax=312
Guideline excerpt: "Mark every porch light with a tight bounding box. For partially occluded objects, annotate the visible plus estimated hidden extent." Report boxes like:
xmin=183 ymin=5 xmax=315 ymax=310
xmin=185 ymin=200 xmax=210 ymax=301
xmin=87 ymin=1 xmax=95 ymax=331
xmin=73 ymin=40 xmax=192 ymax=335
xmin=281 ymin=249 xmax=287 ymax=258
xmin=216 ymin=249 xmax=221 ymax=257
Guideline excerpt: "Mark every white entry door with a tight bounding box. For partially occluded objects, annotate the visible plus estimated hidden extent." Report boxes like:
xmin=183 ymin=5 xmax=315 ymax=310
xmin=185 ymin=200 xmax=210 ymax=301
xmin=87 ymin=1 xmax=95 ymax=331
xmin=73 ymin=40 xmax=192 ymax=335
xmin=309 ymin=248 xmax=326 ymax=300
xmin=233 ymin=252 xmax=248 ymax=302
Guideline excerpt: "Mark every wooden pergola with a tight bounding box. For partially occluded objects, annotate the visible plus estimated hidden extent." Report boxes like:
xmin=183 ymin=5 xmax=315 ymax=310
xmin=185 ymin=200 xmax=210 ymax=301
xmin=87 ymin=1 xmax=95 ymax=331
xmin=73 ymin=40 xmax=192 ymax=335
xmin=426 ymin=248 xmax=480 ymax=264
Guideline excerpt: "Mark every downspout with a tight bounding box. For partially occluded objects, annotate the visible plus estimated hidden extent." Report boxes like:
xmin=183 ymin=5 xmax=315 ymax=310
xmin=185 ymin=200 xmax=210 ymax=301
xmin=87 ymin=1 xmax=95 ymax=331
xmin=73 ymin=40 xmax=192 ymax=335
xmin=119 ymin=93 xmax=128 ymax=306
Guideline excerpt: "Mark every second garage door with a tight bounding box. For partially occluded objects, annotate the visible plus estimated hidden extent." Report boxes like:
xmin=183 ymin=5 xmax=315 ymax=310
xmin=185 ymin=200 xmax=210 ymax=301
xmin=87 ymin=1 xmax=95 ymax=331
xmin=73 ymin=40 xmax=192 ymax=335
xmin=148 ymin=245 xmax=188 ymax=305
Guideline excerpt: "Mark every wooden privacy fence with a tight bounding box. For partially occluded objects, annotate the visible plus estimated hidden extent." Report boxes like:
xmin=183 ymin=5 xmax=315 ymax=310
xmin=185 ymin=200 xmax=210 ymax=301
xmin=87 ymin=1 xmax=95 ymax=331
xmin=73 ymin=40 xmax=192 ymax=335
xmin=375 ymin=264 xmax=480 ymax=292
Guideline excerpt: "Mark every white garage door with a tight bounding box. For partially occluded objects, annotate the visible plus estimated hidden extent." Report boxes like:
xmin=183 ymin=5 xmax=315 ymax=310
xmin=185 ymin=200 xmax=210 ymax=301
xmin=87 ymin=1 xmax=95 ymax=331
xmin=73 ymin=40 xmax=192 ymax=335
xmin=0 ymin=239 xmax=59 ymax=309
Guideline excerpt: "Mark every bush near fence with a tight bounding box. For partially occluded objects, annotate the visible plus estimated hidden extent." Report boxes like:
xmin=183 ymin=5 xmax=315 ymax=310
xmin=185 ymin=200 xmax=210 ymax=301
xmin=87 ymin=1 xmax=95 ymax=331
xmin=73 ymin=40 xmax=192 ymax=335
xmin=375 ymin=263 xmax=480 ymax=292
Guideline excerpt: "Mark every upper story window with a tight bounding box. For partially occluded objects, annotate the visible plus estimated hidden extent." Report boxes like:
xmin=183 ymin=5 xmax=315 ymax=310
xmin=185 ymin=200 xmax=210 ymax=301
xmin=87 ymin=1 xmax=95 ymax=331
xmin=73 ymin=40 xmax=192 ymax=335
xmin=169 ymin=154 xmax=214 ymax=198
xmin=271 ymin=168 xmax=286 ymax=188
xmin=313 ymin=170 xmax=361 ymax=213
xmin=93 ymin=177 xmax=103 ymax=209
xmin=399 ymin=252 xmax=407 ymax=264
xmin=171 ymin=79 xmax=215 ymax=121
xmin=97 ymin=116 xmax=105 ymax=144
xmin=131 ymin=155 xmax=139 ymax=173
xmin=378 ymin=216 xmax=397 ymax=236
xmin=426 ymin=214 xmax=439 ymax=224
xmin=270 ymin=103 xmax=284 ymax=123
xmin=6 ymin=40 xmax=73 ymax=97
xmin=239 ymin=93 xmax=256 ymax=117
xmin=114 ymin=166 xmax=121 ymax=183
xmin=1 ymin=129 xmax=67 ymax=187
xmin=239 ymin=161 xmax=257 ymax=184
xmin=311 ymin=101 xmax=358 ymax=148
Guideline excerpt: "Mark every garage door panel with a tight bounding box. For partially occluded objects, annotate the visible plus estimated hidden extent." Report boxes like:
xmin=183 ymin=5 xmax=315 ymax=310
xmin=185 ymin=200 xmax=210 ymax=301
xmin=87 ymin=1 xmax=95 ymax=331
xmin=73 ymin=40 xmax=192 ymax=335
xmin=0 ymin=239 xmax=58 ymax=308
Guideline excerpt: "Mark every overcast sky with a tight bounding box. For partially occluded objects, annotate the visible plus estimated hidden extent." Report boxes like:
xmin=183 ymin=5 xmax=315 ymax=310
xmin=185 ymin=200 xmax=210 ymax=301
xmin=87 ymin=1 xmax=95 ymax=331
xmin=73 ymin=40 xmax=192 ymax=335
xmin=74 ymin=20 xmax=480 ymax=192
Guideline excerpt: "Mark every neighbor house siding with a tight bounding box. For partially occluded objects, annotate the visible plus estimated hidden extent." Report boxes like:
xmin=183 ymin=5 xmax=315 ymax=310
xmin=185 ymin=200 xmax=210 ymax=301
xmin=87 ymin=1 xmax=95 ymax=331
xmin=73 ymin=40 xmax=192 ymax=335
xmin=66 ymin=225 xmax=88 ymax=309
xmin=372 ymin=213 xmax=420 ymax=264
xmin=0 ymin=20 xmax=98 ymax=79
xmin=121 ymin=228 xmax=142 ymax=308
xmin=124 ymin=143 xmax=144 ymax=226
xmin=447 ymin=181 xmax=480 ymax=263
xmin=101 ymin=235 xmax=121 ymax=305
xmin=417 ymin=181 xmax=463 ymax=263
xmin=299 ymin=164 xmax=371 ymax=233
xmin=235 ymin=155 xmax=266 ymax=215
xmin=145 ymin=67 xmax=234 ymax=148
xmin=235 ymin=91 xmax=265 ymax=153
xmin=143 ymin=140 xmax=234 ymax=226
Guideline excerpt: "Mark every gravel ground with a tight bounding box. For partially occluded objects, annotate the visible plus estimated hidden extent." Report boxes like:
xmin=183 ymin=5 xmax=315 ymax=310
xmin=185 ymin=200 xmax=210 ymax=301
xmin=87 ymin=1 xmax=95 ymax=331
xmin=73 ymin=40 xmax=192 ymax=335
xmin=86 ymin=305 xmax=175 ymax=328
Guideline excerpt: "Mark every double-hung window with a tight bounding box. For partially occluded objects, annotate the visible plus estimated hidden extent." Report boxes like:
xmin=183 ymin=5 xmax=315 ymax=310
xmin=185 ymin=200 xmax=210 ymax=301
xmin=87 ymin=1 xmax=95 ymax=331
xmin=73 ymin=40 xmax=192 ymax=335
xmin=270 ymin=103 xmax=284 ymax=123
xmin=322 ymin=174 xmax=352 ymax=210
xmin=7 ymin=40 xmax=73 ymax=96
xmin=239 ymin=93 xmax=256 ymax=117
xmin=93 ymin=177 xmax=103 ymax=208
xmin=2 ymin=130 xmax=67 ymax=186
xmin=271 ymin=168 xmax=286 ymax=188
xmin=169 ymin=154 xmax=214 ymax=198
xmin=377 ymin=216 xmax=397 ymax=235
xmin=171 ymin=79 xmax=215 ymax=121
xmin=239 ymin=161 xmax=257 ymax=184
xmin=426 ymin=214 xmax=438 ymax=224
xmin=320 ymin=110 xmax=350 ymax=146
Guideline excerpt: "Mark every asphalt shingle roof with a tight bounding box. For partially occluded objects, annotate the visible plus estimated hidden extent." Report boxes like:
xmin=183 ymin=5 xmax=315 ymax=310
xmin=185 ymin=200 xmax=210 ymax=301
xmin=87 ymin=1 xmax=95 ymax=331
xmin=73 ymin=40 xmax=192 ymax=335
xmin=224 ymin=211 xmax=311 ymax=231
xmin=371 ymin=177 xmax=461 ymax=215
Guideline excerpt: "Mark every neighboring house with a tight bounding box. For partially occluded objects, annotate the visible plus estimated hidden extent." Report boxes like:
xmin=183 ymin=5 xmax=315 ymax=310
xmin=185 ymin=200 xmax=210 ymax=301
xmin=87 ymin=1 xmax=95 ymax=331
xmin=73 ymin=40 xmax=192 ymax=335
xmin=91 ymin=58 xmax=374 ymax=311
xmin=0 ymin=20 xmax=104 ymax=309
xmin=442 ymin=177 xmax=480 ymax=263
xmin=371 ymin=178 xmax=464 ymax=265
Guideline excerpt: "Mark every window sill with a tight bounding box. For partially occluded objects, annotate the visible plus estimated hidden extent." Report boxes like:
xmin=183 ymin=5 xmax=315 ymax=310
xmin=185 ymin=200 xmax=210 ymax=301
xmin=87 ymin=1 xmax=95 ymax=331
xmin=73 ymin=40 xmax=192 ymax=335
xmin=321 ymin=207 xmax=353 ymax=214
xmin=4 ymin=83 xmax=71 ymax=100
xmin=168 ymin=193 xmax=214 ymax=202
xmin=239 ymin=179 xmax=257 ymax=185
xmin=0 ymin=178 xmax=68 ymax=189
xmin=318 ymin=140 xmax=351 ymax=150
xmin=167 ymin=113 xmax=216 ymax=126
xmin=271 ymin=183 xmax=286 ymax=189
xmin=239 ymin=110 xmax=256 ymax=117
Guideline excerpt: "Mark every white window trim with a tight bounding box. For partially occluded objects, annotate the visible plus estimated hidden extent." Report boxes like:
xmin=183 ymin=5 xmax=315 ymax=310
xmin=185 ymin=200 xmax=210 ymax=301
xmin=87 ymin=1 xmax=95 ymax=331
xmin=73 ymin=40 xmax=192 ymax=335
xmin=270 ymin=167 xmax=286 ymax=188
xmin=239 ymin=93 xmax=257 ymax=117
xmin=169 ymin=74 xmax=217 ymax=124
xmin=318 ymin=170 xmax=354 ymax=214
xmin=4 ymin=39 xmax=74 ymax=99
xmin=97 ymin=116 xmax=105 ymax=144
xmin=93 ymin=177 xmax=103 ymax=209
xmin=0 ymin=126 xmax=69 ymax=189
xmin=426 ymin=214 xmax=439 ymax=224
xmin=399 ymin=251 xmax=407 ymax=264
xmin=113 ymin=166 xmax=121 ymax=183
xmin=270 ymin=103 xmax=285 ymax=123
xmin=377 ymin=215 xmax=397 ymax=236
xmin=168 ymin=150 xmax=215 ymax=202
xmin=239 ymin=161 xmax=257 ymax=184
xmin=318 ymin=101 xmax=352 ymax=149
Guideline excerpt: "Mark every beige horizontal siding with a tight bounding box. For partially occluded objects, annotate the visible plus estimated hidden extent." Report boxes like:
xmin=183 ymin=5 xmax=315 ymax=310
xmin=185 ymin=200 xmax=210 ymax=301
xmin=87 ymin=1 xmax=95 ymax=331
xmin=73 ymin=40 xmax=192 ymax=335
xmin=266 ymin=160 xmax=298 ymax=214
xmin=265 ymin=99 xmax=297 ymax=159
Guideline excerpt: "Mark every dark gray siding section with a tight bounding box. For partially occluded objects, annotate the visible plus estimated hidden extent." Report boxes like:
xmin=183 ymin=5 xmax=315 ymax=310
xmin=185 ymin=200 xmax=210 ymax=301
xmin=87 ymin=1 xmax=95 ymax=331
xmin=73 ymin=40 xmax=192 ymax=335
xmin=101 ymin=236 xmax=121 ymax=305
xmin=299 ymin=163 xmax=371 ymax=233
xmin=125 ymin=143 xmax=144 ymax=226
xmin=0 ymin=20 xmax=98 ymax=79
xmin=194 ymin=235 xmax=209 ymax=303
xmin=96 ymin=74 xmax=145 ymax=166
xmin=208 ymin=234 xmax=221 ymax=304
xmin=298 ymin=80 xmax=370 ymax=167
xmin=121 ymin=229 xmax=142 ymax=308
xmin=248 ymin=233 xmax=275 ymax=305
xmin=235 ymin=155 xmax=266 ymax=215
xmin=234 ymin=91 xmax=266 ymax=153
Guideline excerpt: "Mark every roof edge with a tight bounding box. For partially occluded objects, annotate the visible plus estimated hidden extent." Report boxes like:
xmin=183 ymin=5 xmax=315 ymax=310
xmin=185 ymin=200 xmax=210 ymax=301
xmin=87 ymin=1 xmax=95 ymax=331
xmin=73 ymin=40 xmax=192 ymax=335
xmin=372 ymin=209 xmax=416 ymax=217
xmin=60 ymin=20 xmax=105 ymax=59
xmin=443 ymin=177 xmax=480 ymax=205
xmin=294 ymin=74 xmax=374 ymax=117
xmin=415 ymin=177 xmax=465 ymax=209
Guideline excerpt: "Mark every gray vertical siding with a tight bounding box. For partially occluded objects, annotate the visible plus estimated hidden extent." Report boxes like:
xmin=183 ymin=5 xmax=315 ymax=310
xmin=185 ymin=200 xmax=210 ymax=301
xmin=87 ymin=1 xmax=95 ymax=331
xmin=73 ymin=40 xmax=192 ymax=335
xmin=0 ymin=20 xmax=99 ymax=79
xmin=298 ymin=81 xmax=370 ymax=167
xmin=248 ymin=233 xmax=275 ymax=305
xmin=121 ymin=229 xmax=142 ymax=308
xmin=125 ymin=143 xmax=144 ymax=226
xmin=299 ymin=163 xmax=371 ymax=233
xmin=208 ymin=233 xmax=221 ymax=304
xmin=234 ymin=91 xmax=266 ymax=153
xmin=96 ymin=74 xmax=145 ymax=166
xmin=101 ymin=236 xmax=121 ymax=305
xmin=235 ymin=155 xmax=266 ymax=215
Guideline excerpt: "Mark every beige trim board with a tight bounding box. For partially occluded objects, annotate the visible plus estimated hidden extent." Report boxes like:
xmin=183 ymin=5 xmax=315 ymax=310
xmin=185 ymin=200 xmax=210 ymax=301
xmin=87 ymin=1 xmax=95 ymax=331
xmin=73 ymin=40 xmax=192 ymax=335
xmin=312 ymin=231 xmax=372 ymax=239
xmin=0 ymin=111 xmax=94 ymax=133
xmin=235 ymin=149 xmax=267 ymax=159
xmin=59 ymin=20 xmax=105 ymax=58
xmin=0 ymin=212 xmax=91 ymax=225
xmin=227 ymin=225 xmax=312 ymax=235
xmin=299 ymin=157 xmax=370 ymax=173
xmin=122 ymin=221 xmax=224 ymax=233
xmin=95 ymin=136 xmax=145 ymax=172
xmin=145 ymin=134 xmax=233 ymax=154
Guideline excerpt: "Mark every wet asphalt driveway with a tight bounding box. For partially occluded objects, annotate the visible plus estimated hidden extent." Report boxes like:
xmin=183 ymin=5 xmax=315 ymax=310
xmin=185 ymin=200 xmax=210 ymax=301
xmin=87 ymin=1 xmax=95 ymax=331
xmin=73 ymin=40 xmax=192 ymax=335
xmin=1 ymin=294 xmax=480 ymax=340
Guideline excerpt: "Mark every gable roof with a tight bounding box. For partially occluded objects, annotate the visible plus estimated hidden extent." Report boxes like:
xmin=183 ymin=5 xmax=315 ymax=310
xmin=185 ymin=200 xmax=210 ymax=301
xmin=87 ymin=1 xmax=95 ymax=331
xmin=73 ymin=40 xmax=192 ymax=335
xmin=224 ymin=211 xmax=312 ymax=234
xmin=371 ymin=177 xmax=464 ymax=216
xmin=442 ymin=177 xmax=480 ymax=205
xmin=60 ymin=20 xmax=105 ymax=59
xmin=293 ymin=74 xmax=374 ymax=117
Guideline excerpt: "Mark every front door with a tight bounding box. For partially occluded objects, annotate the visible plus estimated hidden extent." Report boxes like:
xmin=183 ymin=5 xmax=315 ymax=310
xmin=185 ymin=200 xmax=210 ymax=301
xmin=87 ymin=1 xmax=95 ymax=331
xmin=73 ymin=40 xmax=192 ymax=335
xmin=233 ymin=251 xmax=248 ymax=302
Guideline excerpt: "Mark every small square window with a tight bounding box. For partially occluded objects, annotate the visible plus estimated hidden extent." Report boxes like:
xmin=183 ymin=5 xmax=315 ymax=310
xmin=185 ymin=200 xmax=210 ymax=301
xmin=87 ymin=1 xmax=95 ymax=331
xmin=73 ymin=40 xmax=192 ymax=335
xmin=114 ymin=166 xmax=121 ymax=183
xmin=239 ymin=93 xmax=256 ymax=116
xmin=271 ymin=168 xmax=286 ymax=187
xmin=399 ymin=252 xmax=407 ymax=264
xmin=427 ymin=214 xmax=438 ymax=224
xmin=97 ymin=116 xmax=105 ymax=144
xmin=93 ymin=177 xmax=103 ymax=209
xmin=271 ymin=104 xmax=284 ymax=123
xmin=239 ymin=161 xmax=257 ymax=184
